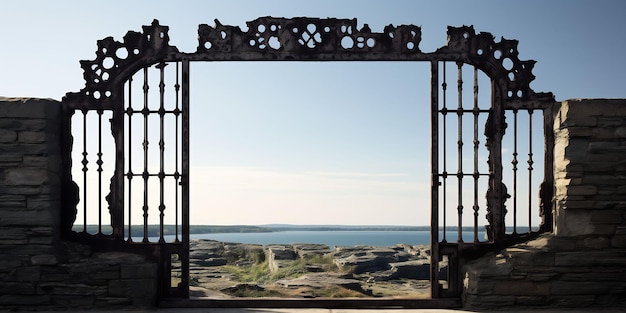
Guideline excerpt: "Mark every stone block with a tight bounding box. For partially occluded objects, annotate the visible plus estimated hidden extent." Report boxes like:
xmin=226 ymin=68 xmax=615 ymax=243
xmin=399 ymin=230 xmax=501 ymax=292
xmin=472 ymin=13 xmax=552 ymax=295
xmin=527 ymin=272 xmax=559 ymax=282
xmin=23 ymin=155 xmax=48 ymax=167
xmin=39 ymin=282 xmax=107 ymax=297
xmin=0 ymin=129 xmax=17 ymax=143
xmin=555 ymin=208 xmax=593 ymax=236
xmin=16 ymin=266 xmax=41 ymax=282
xmin=17 ymin=131 xmax=46 ymax=143
xmin=597 ymin=117 xmax=625 ymax=127
xmin=0 ymin=195 xmax=26 ymax=208
xmin=0 ymin=294 xmax=50 ymax=305
xmin=611 ymin=235 xmax=626 ymax=248
xmin=503 ymin=248 xmax=554 ymax=267
xmin=563 ymin=138 xmax=589 ymax=160
xmin=509 ymin=270 xmax=527 ymax=280
xmin=0 ymin=282 xmax=35 ymax=295
xmin=474 ymin=295 xmax=516 ymax=307
xmin=591 ymin=127 xmax=618 ymax=139
xmin=30 ymin=226 xmax=54 ymax=236
xmin=576 ymin=236 xmax=611 ymax=250
xmin=561 ymin=271 xmax=626 ymax=282
xmin=586 ymin=152 xmax=624 ymax=164
xmin=463 ymin=276 xmax=494 ymax=296
xmin=551 ymin=280 xmax=610 ymax=295
xmin=555 ymin=250 xmax=626 ymax=267
xmin=0 ymin=143 xmax=50 ymax=155
xmin=0 ymin=97 xmax=60 ymax=119
xmin=548 ymin=295 xmax=596 ymax=307
xmin=119 ymin=278 xmax=157 ymax=305
xmin=525 ymin=234 xmax=576 ymax=251
xmin=616 ymin=127 xmax=626 ymax=138
xmin=556 ymin=165 xmax=583 ymax=178
xmin=0 ymin=238 xmax=30 ymax=245
xmin=588 ymin=141 xmax=619 ymax=151
xmin=121 ymin=263 xmax=156 ymax=279
xmin=31 ymin=254 xmax=58 ymax=265
xmin=0 ymin=258 xmax=26 ymax=270
xmin=4 ymin=168 xmax=48 ymax=186
xmin=95 ymin=296 xmax=132 ymax=306
xmin=566 ymin=127 xmax=592 ymax=137
xmin=5 ymin=244 xmax=54 ymax=259
xmin=0 ymin=118 xmax=46 ymax=131
xmin=562 ymin=116 xmax=597 ymax=127
xmin=27 ymin=197 xmax=56 ymax=210
xmin=565 ymin=99 xmax=626 ymax=117
xmin=50 ymin=295 xmax=95 ymax=308
xmin=0 ymin=227 xmax=28 ymax=240
xmin=0 ymin=185 xmax=45 ymax=196
xmin=560 ymin=200 xmax=595 ymax=209
xmin=565 ymin=185 xmax=597 ymax=196
xmin=463 ymin=254 xmax=513 ymax=279
xmin=595 ymin=292 xmax=626 ymax=306
xmin=494 ymin=281 xmax=550 ymax=296
xmin=590 ymin=210 xmax=623 ymax=224
xmin=94 ymin=252 xmax=146 ymax=264
xmin=597 ymin=186 xmax=618 ymax=196
xmin=29 ymin=236 xmax=54 ymax=245
xmin=516 ymin=295 xmax=548 ymax=306
xmin=78 ymin=262 xmax=119 ymax=280
xmin=89 ymin=268 xmax=120 ymax=280
xmin=0 ymin=209 xmax=53 ymax=226
xmin=108 ymin=280 xmax=128 ymax=297
xmin=41 ymin=267 xmax=70 ymax=282
xmin=588 ymin=223 xmax=617 ymax=236
xmin=591 ymin=201 xmax=623 ymax=210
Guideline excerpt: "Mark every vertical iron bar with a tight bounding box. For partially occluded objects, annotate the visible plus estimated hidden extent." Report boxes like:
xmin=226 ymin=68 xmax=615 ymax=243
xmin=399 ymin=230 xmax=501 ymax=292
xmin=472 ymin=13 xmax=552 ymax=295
xmin=157 ymin=62 xmax=167 ymax=244
xmin=528 ymin=109 xmax=534 ymax=232
xmin=441 ymin=62 xmax=448 ymax=243
xmin=512 ymin=109 xmax=518 ymax=234
xmin=142 ymin=67 xmax=150 ymax=243
xmin=113 ymin=81 xmax=126 ymax=242
xmin=127 ymin=77 xmax=133 ymax=242
xmin=81 ymin=110 xmax=88 ymax=233
xmin=181 ymin=59 xmax=190 ymax=297
xmin=542 ymin=107 xmax=555 ymax=232
xmin=489 ymin=83 xmax=506 ymax=243
xmin=430 ymin=60 xmax=440 ymax=299
xmin=97 ymin=110 xmax=103 ymax=234
xmin=456 ymin=62 xmax=464 ymax=243
xmin=174 ymin=61 xmax=181 ymax=243
xmin=472 ymin=67 xmax=479 ymax=243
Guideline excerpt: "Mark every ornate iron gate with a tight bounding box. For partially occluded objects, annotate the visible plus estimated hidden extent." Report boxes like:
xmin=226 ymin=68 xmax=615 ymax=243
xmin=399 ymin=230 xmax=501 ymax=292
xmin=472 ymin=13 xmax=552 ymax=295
xmin=61 ymin=18 xmax=555 ymax=307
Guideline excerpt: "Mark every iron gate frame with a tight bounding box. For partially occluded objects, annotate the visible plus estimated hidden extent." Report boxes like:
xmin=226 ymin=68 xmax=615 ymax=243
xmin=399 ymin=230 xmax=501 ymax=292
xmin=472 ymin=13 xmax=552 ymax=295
xmin=61 ymin=18 xmax=555 ymax=308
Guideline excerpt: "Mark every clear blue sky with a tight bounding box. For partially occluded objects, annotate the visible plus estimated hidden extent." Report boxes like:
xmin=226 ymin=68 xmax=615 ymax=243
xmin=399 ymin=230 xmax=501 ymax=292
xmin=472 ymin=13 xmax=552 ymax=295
xmin=1 ymin=1 xmax=625 ymax=226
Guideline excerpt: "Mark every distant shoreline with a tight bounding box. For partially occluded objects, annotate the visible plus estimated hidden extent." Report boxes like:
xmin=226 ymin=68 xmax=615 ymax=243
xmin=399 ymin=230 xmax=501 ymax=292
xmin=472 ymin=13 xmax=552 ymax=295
xmin=74 ymin=224 xmax=493 ymax=238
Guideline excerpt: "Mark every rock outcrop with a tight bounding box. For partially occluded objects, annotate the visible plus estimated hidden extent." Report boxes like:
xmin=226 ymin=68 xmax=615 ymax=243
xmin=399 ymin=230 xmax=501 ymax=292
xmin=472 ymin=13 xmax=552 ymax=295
xmin=188 ymin=239 xmax=439 ymax=298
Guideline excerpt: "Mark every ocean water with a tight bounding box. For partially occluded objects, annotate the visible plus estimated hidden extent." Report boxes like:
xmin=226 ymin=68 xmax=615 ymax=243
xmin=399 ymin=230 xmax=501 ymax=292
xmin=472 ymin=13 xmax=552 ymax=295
xmin=158 ymin=230 xmax=486 ymax=248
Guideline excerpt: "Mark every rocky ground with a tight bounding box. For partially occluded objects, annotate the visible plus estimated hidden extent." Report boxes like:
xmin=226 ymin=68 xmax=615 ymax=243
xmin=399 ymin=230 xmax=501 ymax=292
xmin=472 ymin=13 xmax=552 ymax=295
xmin=177 ymin=239 xmax=445 ymax=299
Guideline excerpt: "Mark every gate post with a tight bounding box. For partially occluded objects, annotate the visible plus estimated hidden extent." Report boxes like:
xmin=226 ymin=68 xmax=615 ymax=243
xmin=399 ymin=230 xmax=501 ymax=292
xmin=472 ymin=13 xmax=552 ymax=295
xmin=430 ymin=60 xmax=441 ymax=298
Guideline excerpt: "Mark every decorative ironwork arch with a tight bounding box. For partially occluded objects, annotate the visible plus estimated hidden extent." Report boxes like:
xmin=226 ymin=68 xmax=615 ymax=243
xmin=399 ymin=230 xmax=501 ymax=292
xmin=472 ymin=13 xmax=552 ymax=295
xmin=62 ymin=18 xmax=555 ymax=306
xmin=65 ymin=18 xmax=551 ymax=104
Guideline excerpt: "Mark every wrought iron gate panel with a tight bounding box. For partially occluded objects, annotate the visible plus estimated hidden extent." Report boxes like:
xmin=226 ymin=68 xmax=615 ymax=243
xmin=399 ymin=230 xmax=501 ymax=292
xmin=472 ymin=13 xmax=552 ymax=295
xmin=61 ymin=18 xmax=555 ymax=305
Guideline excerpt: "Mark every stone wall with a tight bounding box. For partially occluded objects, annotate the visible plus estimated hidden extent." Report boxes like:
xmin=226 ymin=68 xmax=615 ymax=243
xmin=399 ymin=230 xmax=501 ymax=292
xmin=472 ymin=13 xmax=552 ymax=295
xmin=3 ymin=97 xmax=626 ymax=310
xmin=462 ymin=99 xmax=626 ymax=309
xmin=553 ymin=99 xmax=626 ymax=244
xmin=0 ymin=97 xmax=157 ymax=310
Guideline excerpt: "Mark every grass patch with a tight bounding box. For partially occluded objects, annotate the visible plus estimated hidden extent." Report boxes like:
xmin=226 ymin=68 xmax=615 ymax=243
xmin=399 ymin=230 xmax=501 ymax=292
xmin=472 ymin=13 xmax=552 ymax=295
xmin=223 ymin=261 xmax=272 ymax=283
xmin=314 ymin=285 xmax=368 ymax=298
xmin=223 ymin=254 xmax=348 ymax=284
